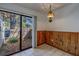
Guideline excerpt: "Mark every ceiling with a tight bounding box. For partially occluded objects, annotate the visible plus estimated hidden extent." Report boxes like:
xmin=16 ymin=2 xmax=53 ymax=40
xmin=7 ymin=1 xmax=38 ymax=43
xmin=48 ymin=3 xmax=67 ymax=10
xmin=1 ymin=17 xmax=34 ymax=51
xmin=15 ymin=3 xmax=69 ymax=14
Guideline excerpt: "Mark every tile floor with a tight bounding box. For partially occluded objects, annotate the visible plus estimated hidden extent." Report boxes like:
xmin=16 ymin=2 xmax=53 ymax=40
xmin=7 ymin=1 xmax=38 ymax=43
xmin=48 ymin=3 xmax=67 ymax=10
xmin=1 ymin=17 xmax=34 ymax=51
xmin=12 ymin=44 xmax=72 ymax=56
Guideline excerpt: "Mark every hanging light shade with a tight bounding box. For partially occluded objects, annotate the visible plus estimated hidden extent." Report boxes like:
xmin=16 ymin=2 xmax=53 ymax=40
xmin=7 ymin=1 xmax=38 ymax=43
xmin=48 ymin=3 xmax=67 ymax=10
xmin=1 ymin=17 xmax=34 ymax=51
xmin=48 ymin=4 xmax=54 ymax=22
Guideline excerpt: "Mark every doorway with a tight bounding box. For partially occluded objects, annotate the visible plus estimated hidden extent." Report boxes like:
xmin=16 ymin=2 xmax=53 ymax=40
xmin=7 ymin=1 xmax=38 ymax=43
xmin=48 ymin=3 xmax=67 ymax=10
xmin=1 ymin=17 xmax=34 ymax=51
xmin=0 ymin=10 xmax=32 ymax=56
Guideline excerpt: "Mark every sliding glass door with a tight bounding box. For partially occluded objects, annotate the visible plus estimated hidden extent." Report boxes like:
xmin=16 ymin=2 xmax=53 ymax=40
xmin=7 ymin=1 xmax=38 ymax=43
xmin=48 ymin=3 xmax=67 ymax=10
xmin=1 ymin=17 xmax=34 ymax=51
xmin=22 ymin=16 xmax=32 ymax=49
xmin=0 ymin=11 xmax=20 ymax=55
xmin=0 ymin=10 xmax=32 ymax=56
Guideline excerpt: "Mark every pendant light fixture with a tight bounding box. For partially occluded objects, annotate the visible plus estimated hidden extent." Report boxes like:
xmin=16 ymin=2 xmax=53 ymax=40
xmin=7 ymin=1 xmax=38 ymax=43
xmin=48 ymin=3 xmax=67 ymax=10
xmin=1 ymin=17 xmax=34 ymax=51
xmin=47 ymin=4 xmax=54 ymax=22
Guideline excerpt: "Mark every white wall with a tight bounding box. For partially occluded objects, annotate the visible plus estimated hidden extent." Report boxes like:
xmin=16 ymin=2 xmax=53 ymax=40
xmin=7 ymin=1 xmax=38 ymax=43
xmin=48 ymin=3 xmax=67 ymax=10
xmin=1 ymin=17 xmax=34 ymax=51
xmin=45 ymin=4 xmax=79 ymax=32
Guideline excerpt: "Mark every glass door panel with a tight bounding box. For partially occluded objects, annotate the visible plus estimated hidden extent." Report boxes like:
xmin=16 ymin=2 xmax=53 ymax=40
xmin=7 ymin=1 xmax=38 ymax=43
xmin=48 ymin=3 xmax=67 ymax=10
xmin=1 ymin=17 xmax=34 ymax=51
xmin=0 ymin=11 xmax=20 ymax=55
xmin=0 ymin=10 xmax=32 ymax=56
xmin=22 ymin=16 xmax=32 ymax=49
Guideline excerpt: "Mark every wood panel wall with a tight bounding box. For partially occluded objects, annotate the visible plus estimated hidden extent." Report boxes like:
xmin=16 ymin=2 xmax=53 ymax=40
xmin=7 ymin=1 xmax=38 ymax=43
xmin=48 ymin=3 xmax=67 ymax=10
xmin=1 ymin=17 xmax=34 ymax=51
xmin=37 ymin=31 xmax=79 ymax=55
xmin=37 ymin=31 xmax=45 ymax=46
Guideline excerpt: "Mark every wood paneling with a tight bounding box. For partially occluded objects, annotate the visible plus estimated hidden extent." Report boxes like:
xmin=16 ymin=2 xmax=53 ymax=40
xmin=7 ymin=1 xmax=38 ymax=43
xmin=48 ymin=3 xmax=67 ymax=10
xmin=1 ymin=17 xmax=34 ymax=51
xmin=37 ymin=31 xmax=79 ymax=55
xmin=69 ymin=33 xmax=77 ymax=54
xmin=76 ymin=33 xmax=79 ymax=55
xmin=62 ymin=32 xmax=70 ymax=52
xmin=46 ymin=31 xmax=53 ymax=45
xmin=45 ymin=31 xmax=50 ymax=44
xmin=58 ymin=32 xmax=63 ymax=49
xmin=37 ymin=31 xmax=45 ymax=46
xmin=52 ymin=32 xmax=59 ymax=47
